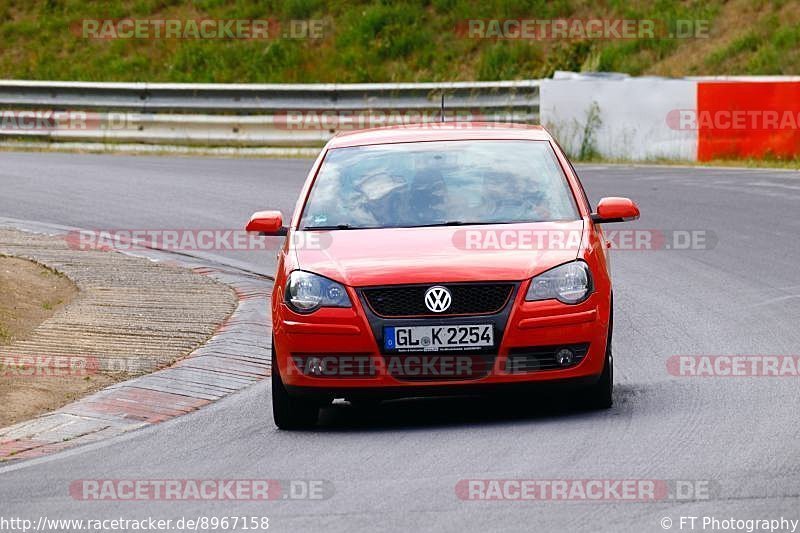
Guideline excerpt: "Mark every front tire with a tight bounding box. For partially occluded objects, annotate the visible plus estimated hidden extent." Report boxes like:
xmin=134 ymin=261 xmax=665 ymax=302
xmin=272 ymin=344 xmax=319 ymax=429
xmin=582 ymin=308 xmax=614 ymax=409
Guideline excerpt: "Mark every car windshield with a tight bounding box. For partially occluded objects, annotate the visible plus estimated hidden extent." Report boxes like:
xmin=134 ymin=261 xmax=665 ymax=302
xmin=299 ymin=139 xmax=579 ymax=229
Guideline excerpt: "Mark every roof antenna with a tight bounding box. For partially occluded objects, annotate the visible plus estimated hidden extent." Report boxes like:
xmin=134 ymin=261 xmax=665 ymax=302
xmin=440 ymin=91 xmax=446 ymax=123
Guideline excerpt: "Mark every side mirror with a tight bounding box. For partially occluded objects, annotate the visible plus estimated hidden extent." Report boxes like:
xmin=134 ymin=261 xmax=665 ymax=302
xmin=245 ymin=210 xmax=287 ymax=236
xmin=591 ymin=197 xmax=640 ymax=223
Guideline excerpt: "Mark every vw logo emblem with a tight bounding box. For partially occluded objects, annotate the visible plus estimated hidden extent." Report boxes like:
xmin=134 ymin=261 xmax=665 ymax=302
xmin=424 ymin=286 xmax=452 ymax=313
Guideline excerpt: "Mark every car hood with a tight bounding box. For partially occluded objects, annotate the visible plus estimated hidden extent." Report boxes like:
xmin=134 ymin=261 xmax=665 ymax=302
xmin=293 ymin=221 xmax=585 ymax=287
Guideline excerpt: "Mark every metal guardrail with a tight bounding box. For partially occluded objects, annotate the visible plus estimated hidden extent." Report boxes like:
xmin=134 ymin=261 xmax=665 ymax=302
xmin=0 ymin=80 xmax=540 ymax=147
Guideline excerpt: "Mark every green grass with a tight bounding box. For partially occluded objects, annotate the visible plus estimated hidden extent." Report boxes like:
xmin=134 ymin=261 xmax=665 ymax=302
xmin=3 ymin=0 xmax=797 ymax=83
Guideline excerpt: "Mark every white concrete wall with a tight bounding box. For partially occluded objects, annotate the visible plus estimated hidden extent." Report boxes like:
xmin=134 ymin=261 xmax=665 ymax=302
xmin=540 ymin=77 xmax=698 ymax=160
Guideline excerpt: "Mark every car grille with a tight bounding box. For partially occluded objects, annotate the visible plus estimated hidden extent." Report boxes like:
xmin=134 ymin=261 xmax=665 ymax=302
xmin=361 ymin=283 xmax=514 ymax=317
xmin=505 ymin=343 xmax=590 ymax=372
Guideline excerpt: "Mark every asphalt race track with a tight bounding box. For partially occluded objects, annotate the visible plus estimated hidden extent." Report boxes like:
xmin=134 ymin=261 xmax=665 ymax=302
xmin=1 ymin=151 xmax=799 ymax=532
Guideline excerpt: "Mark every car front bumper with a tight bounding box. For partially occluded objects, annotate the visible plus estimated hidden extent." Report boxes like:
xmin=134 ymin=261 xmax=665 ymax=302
xmin=273 ymin=285 xmax=611 ymax=397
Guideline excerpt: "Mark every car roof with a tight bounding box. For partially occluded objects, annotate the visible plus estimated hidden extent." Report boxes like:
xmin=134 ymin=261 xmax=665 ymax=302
xmin=326 ymin=122 xmax=554 ymax=149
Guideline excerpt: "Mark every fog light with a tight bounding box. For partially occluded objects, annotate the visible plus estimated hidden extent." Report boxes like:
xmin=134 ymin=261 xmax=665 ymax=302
xmin=556 ymin=348 xmax=575 ymax=366
xmin=306 ymin=357 xmax=325 ymax=376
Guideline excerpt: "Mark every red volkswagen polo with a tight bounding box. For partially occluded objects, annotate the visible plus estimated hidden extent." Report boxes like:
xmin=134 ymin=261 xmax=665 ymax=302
xmin=246 ymin=123 xmax=639 ymax=429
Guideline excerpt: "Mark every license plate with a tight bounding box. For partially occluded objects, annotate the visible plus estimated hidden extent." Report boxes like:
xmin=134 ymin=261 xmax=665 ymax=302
xmin=384 ymin=324 xmax=494 ymax=352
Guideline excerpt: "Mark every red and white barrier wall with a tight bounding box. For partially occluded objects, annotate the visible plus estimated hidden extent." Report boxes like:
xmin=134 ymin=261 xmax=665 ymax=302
xmin=540 ymin=74 xmax=800 ymax=161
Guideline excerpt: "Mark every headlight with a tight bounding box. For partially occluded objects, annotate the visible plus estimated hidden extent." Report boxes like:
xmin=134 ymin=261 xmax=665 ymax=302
xmin=285 ymin=271 xmax=351 ymax=313
xmin=525 ymin=261 xmax=592 ymax=304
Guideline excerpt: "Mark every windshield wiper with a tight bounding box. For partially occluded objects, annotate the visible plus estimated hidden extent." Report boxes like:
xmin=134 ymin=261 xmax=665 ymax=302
xmin=303 ymin=221 xmax=509 ymax=230
xmin=302 ymin=224 xmax=354 ymax=230
xmin=414 ymin=220 xmax=483 ymax=228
